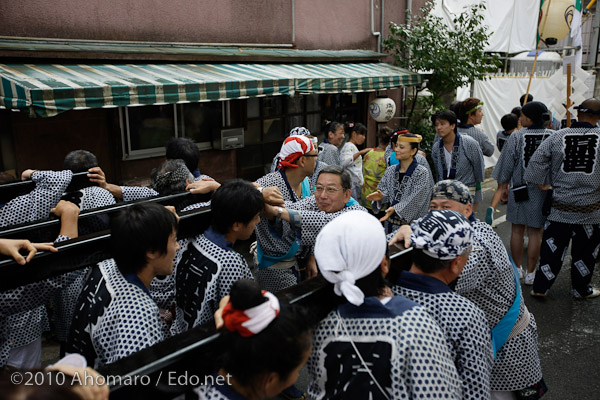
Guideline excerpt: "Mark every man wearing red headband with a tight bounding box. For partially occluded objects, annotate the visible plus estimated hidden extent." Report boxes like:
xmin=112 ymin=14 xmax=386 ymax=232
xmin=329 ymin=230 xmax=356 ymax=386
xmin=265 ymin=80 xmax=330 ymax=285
xmin=253 ymin=135 xmax=319 ymax=293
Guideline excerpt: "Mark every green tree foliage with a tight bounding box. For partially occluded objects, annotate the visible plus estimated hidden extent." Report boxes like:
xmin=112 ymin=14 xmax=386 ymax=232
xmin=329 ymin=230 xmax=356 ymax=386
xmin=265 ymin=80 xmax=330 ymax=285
xmin=384 ymin=1 xmax=500 ymax=145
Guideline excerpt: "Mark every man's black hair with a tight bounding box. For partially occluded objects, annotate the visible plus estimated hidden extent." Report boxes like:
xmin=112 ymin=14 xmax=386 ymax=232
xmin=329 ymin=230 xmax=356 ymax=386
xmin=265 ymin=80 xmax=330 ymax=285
xmin=411 ymin=248 xmax=453 ymax=274
xmin=520 ymin=94 xmax=533 ymax=106
xmin=110 ymin=202 xmax=178 ymax=275
xmin=500 ymin=113 xmax=519 ymax=132
xmin=210 ymin=179 xmax=264 ymax=234
xmin=355 ymin=243 xmax=389 ymax=298
xmin=449 ymin=100 xmax=461 ymax=116
xmin=317 ymin=165 xmax=352 ymax=191
xmin=432 ymin=110 xmax=459 ymax=134
xmin=64 ymin=150 xmax=98 ymax=173
xmin=166 ymin=137 xmax=200 ymax=174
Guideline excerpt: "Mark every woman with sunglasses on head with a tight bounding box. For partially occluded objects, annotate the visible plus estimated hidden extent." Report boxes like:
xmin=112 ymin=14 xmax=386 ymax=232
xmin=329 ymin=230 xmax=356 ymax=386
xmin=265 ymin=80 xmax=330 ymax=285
xmin=317 ymin=121 xmax=344 ymax=166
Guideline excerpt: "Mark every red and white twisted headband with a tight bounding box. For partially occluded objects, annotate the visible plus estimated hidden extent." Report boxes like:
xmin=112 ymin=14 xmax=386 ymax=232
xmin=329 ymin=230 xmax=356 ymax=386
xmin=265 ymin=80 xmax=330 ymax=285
xmin=277 ymin=136 xmax=314 ymax=170
xmin=222 ymin=291 xmax=280 ymax=337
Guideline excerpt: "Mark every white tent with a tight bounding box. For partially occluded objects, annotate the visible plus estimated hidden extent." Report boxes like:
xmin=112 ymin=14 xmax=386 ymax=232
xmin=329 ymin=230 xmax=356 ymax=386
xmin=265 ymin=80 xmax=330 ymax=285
xmin=430 ymin=0 xmax=539 ymax=53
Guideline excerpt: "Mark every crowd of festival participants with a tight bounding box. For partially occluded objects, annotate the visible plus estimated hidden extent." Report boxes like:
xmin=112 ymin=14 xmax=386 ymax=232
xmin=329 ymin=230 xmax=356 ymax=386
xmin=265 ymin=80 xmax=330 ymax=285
xmin=2 ymin=95 xmax=600 ymax=400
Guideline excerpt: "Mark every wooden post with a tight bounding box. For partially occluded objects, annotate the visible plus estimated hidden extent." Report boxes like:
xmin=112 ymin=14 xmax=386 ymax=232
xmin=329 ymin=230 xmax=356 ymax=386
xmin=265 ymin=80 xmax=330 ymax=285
xmin=567 ymin=63 xmax=572 ymax=127
xmin=524 ymin=0 xmax=553 ymax=105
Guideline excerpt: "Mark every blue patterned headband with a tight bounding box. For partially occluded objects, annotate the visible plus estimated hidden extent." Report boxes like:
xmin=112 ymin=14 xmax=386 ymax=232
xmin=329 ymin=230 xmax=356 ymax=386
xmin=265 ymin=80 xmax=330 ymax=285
xmin=410 ymin=210 xmax=474 ymax=260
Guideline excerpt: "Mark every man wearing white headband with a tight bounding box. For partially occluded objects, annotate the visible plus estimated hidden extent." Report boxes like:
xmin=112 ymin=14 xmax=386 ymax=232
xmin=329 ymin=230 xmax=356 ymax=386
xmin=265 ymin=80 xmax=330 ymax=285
xmin=457 ymin=97 xmax=495 ymax=157
xmin=254 ymin=134 xmax=319 ymax=294
xmin=390 ymin=180 xmax=546 ymax=400
xmin=393 ymin=210 xmax=493 ymax=400
xmin=308 ymin=211 xmax=461 ymax=399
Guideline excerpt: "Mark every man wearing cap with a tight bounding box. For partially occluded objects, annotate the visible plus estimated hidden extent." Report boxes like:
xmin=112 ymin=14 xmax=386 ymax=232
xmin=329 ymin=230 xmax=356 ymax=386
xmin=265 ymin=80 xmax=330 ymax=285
xmin=253 ymin=135 xmax=319 ymax=293
xmin=525 ymin=98 xmax=600 ymax=299
xmin=393 ymin=209 xmax=493 ymax=400
xmin=390 ymin=180 xmax=546 ymax=400
xmin=492 ymin=101 xmax=553 ymax=285
xmin=308 ymin=210 xmax=462 ymax=399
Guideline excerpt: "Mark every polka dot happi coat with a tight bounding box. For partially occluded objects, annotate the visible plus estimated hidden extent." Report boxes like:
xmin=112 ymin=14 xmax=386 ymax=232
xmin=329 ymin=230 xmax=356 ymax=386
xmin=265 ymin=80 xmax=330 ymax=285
xmin=394 ymin=272 xmax=493 ymax=400
xmin=2 ymin=171 xmax=73 ymax=353
xmin=492 ymin=128 xmax=553 ymax=229
xmin=170 ymin=234 xmax=253 ymax=335
xmin=456 ymin=221 xmax=542 ymax=391
xmin=307 ymin=296 xmax=462 ymax=399
xmin=67 ymin=259 xmax=164 ymax=368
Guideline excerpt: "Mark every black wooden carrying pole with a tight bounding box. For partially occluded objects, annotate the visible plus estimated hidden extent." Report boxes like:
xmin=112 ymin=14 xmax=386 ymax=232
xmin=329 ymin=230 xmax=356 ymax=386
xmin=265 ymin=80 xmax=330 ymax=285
xmin=0 ymin=205 xmax=212 ymax=291
xmin=0 ymin=190 xmax=211 ymax=240
xmin=0 ymin=188 xmax=413 ymax=398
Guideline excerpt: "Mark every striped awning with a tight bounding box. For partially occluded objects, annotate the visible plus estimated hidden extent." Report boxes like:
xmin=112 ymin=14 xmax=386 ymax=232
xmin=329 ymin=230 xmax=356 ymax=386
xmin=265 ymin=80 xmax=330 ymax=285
xmin=0 ymin=63 xmax=421 ymax=117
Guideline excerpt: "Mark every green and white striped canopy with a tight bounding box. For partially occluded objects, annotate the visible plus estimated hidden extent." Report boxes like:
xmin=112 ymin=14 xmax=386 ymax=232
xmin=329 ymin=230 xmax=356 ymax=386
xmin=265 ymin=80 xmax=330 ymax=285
xmin=0 ymin=62 xmax=421 ymax=117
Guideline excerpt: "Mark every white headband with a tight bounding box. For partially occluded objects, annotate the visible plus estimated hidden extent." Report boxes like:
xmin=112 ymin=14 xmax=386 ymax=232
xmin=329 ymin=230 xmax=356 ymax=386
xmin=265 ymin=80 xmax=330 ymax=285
xmin=315 ymin=211 xmax=386 ymax=306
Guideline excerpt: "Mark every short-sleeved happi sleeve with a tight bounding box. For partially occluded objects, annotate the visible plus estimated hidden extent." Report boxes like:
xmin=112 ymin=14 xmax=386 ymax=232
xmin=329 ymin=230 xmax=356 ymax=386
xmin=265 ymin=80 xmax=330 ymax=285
xmin=492 ymin=131 xmax=521 ymax=184
xmin=391 ymin=166 xmax=433 ymax=223
xmin=121 ymin=186 xmax=158 ymax=202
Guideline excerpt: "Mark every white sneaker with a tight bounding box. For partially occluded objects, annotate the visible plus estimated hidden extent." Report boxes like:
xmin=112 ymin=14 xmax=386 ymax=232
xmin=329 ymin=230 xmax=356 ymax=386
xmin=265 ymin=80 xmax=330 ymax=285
xmin=524 ymin=272 xmax=535 ymax=285
xmin=517 ymin=267 xmax=524 ymax=279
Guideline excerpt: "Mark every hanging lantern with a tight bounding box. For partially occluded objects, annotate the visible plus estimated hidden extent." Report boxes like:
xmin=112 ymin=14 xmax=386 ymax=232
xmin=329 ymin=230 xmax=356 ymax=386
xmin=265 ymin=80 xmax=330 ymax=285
xmin=369 ymin=97 xmax=396 ymax=122
xmin=540 ymin=0 xmax=574 ymax=44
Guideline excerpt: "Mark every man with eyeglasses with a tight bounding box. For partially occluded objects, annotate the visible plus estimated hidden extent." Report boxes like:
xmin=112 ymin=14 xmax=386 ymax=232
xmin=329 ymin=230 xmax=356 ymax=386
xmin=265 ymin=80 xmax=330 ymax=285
xmin=262 ymin=166 xmax=367 ymax=277
xmin=253 ymin=134 xmax=320 ymax=294
xmin=389 ymin=180 xmax=546 ymax=400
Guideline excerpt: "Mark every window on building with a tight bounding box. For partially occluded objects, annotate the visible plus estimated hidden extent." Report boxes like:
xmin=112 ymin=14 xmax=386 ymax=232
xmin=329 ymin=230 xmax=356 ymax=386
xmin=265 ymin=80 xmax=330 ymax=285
xmin=237 ymin=93 xmax=363 ymax=181
xmin=122 ymin=104 xmax=176 ymax=159
xmin=238 ymin=95 xmax=317 ymax=180
xmin=319 ymin=93 xmax=364 ymax=132
xmin=120 ymin=101 xmax=242 ymax=160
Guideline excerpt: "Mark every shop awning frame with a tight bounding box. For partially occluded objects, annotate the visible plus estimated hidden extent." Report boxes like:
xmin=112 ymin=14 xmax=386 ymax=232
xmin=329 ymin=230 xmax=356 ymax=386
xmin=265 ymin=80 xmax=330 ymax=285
xmin=0 ymin=62 xmax=422 ymax=117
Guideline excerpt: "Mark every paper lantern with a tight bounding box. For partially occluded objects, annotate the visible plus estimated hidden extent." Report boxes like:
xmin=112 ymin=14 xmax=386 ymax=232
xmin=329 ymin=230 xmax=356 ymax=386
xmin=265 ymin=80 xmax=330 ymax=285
xmin=540 ymin=0 xmax=574 ymax=44
xmin=369 ymin=97 xmax=396 ymax=122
